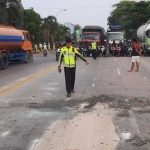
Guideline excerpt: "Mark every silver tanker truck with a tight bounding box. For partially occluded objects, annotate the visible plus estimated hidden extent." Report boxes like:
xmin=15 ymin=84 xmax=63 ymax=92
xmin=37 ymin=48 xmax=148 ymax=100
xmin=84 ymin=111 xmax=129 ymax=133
xmin=137 ymin=20 xmax=150 ymax=56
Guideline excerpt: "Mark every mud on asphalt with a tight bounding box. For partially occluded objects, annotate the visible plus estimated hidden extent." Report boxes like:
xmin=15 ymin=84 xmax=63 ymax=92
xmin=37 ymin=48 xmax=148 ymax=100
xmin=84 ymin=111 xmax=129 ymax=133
xmin=8 ymin=94 xmax=150 ymax=110
xmin=4 ymin=94 xmax=150 ymax=150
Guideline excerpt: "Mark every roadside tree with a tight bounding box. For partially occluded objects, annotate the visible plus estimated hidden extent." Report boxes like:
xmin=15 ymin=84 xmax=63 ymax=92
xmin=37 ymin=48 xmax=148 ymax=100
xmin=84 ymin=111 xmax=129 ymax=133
xmin=0 ymin=0 xmax=23 ymax=28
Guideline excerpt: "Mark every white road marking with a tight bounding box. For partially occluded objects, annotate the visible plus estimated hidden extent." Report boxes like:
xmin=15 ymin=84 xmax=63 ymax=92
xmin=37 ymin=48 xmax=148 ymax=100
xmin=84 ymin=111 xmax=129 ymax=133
xmin=144 ymin=77 xmax=146 ymax=80
xmin=5 ymin=101 xmax=9 ymax=103
xmin=47 ymin=83 xmax=58 ymax=86
xmin=19 ymin=97 xmax=35 ymax=100
xmin=92 ymin=84 xmax=95 ymax=87
xmin=94 ymin=78 xmax=96 ymax=81
xmin=117 ymin=68 xmax=121 ymax=75
xmin=29 ymin=139 xmax=40 ymax=150
xmin=45 ymin=93 xmax=52 ymax=96
xmin=41 ymin=87 xmax=57 ymax=91
xmin=1 ymin=131 xmax=10 ymax=137
xmin=114 ymin=58 xmax=116 ymax=62
xmin=15 ymin=78 xmax=26 ymax=82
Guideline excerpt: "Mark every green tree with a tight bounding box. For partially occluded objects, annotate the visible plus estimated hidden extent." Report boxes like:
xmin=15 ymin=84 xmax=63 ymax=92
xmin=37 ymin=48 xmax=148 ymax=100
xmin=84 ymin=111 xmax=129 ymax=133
xmin=41 ymin=15 xmax=57 ymax=46
xmin=107 ymin=1 xmax=150 ymax=39
xmin=23 ymin=9 xmax=42 ymax=44
xmin=57 ymin=24 xmax=70 ymax=41
xmin=0 ymin=0 xmax=23 ymax=28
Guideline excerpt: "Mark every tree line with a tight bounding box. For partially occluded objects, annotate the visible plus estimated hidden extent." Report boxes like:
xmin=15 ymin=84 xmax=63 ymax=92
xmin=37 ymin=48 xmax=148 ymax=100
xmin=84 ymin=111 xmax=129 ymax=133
xmin=1 ymin=0 xmax=148 ymax=46
xmin=0 ymin=0 xmax=81 ymax=49
xmin=107 ymin=0 xmax=150 ymax=39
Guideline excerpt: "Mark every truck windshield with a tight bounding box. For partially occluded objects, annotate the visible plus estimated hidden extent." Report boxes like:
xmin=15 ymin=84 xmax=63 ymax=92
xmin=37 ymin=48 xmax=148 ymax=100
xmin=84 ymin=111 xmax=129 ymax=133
xmin=107 ymin=32 xmax=124 ymax=40
xmin=82 ymin=33 xmax=100 ymax=40
xmin=146 ymin=30 xmax=150 ymax=38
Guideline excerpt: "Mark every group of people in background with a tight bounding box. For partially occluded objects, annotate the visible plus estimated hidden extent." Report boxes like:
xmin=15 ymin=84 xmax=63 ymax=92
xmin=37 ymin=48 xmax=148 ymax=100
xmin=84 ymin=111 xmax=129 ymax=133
xmin=55 ymin=38 xmax=142 ymax=60
xmin=81 ymin=39 xmax=133 ymax=58
xmin=55 ymin=37 xmax=142 ymax=97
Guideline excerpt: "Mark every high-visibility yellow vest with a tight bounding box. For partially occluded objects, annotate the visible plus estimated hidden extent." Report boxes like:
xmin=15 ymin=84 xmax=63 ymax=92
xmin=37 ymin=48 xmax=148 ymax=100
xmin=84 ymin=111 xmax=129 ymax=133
xmin=91 ymin=42 xmax=97 ymax=50
xmin=58 ymin=46 xmax=85 ymax=68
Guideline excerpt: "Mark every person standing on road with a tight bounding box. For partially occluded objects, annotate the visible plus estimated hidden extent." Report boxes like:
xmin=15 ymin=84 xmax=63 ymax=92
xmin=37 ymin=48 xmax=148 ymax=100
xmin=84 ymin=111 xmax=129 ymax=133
xmin=127 ymin=39 xmax=142 ymax=72
xmin=91 ymin=40 xmax=97 ymax=59
xmin=58 ymin=37 xmax=89 ymax=97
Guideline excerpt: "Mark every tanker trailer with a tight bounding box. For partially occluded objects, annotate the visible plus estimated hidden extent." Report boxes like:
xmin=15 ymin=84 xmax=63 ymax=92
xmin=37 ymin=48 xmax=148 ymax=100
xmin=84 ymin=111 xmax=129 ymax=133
xmin=0 ymin=25 xmax=33 ymax=70
xmin=137 ymin=20 xmax=150 ymax=56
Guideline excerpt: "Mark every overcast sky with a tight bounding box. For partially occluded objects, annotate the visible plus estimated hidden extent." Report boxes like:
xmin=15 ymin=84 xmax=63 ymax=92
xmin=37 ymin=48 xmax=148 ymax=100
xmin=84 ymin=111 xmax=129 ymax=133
xmin=22 ymin=0 xmax=140 ymax=31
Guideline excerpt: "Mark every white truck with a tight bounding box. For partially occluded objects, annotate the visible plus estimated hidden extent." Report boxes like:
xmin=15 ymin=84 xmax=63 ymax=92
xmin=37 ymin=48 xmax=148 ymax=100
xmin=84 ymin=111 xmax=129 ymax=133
xmin=137 ymin=20 xmax=150 ymax=56
xmin=107 ymin=25 xmax=125 ymax=44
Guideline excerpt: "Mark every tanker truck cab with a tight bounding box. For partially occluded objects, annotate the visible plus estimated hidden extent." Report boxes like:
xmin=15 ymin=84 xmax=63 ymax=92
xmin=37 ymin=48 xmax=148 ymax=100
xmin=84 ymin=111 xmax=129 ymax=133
xmin=137 ymin=21 xmax=150 ymax=56
xmin=0 ymin=26 xmax=33 ymax=70
xmin=145 ymin=30 xmax=150 ymax=51
xmin=19 ymin=30 xmax=32 ymax=54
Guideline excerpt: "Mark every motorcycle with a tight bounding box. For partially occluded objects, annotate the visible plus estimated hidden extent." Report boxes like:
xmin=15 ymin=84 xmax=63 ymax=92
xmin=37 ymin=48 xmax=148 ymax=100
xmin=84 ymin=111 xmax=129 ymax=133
xmin=43 ymin=49 xmax=48 ymax=57
xmin=116 ymin=47 xmax=121 ymax=56
xmin=101 ymin=46 xmax=106 ymax=56
xmin=56 ymin=48 xmax=60 ymax=61
xmin=97 ymin=45 xmax=101 ymax=57
xmin=105 ymin=47 xmax=109 ymax=57
xmin=110 ymin=46 xmax=116 ymax=56
xmin=81 ymin=47 xmax=87 ymax=57
xmin=87 ymin=45 xmax=92 ymax=57
xmin=127 ymin=46 xmax=132 ymax=57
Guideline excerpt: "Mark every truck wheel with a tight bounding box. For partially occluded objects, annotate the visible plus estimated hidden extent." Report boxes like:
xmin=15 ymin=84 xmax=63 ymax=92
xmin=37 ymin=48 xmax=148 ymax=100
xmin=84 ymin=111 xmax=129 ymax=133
xmin=25 ymin=51 xmax=31 ymax=63
xmin=0 ymin=53 xmax=9 ymax=70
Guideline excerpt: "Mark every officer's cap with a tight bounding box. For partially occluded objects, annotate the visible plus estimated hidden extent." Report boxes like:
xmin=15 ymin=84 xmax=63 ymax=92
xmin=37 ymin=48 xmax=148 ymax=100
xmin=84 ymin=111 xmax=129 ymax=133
xmin=65 ymin=38 xmax=72 ymax=43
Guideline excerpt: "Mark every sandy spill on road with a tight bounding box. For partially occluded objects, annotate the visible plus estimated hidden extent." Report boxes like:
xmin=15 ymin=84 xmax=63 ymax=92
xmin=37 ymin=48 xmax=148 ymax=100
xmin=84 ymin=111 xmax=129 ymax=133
xmin=33 ymin=104 xmax=119 ymax=150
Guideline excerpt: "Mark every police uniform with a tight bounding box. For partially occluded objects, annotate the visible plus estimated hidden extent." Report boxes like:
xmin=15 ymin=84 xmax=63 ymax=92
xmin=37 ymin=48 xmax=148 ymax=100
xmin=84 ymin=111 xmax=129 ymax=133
xmin=91 ymin=41 xmax=97 ymax=59
xmin=58 ymin=45 xmax=87 ymax=96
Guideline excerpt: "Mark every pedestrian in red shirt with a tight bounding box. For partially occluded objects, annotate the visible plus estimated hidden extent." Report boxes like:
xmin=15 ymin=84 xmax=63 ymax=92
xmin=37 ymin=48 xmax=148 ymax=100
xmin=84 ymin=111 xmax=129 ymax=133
xmin=127 ymin=39 xmax=142 ymax=72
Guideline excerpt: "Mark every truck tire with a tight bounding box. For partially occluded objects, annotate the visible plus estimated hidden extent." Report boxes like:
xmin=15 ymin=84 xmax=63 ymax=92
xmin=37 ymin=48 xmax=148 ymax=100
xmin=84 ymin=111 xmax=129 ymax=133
xmin=0 ymin=53 xmax=9 ymax=70
xmin=25 ymin=51 xmax=31 ymax=63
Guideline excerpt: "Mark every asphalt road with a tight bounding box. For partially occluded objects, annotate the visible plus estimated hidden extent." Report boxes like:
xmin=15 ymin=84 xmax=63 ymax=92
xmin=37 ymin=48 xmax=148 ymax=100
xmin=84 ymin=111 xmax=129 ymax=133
xmin=0 ymin=51 xmax=150 ymax=150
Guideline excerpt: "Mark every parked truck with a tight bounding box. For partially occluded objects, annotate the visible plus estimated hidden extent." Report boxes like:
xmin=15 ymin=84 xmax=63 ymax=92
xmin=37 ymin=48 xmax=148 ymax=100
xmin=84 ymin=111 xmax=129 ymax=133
xmin=79 ymin=25 xmax=105 ymax=56
xmin=81 ymin=25 xmax=105 ymax=45
xmin=107 ymin=25 xmax=125 ymax=44
xmin=137 ymin=20 xmax=150 ymax=56
xmin=0 ymin=25 xmax=33 ymax=70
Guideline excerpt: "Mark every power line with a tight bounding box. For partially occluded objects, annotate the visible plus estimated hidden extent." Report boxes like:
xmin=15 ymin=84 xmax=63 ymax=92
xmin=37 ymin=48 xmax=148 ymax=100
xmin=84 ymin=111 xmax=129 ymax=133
xmin=24 ymin=5 xmax=112 ymax=10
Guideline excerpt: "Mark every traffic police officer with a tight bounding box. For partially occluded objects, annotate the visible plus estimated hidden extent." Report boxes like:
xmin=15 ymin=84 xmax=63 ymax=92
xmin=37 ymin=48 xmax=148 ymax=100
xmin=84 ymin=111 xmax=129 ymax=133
xmin=91 ymin=40 xmax=97 ymax=59
xmin=58 ymin=37 xmax=89 ymax=97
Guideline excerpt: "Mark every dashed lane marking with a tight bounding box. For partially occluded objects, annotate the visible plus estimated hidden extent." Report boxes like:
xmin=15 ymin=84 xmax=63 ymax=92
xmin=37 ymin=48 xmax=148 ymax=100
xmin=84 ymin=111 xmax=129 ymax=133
xmin=117 ymin=68 xmax=121 ymax=75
